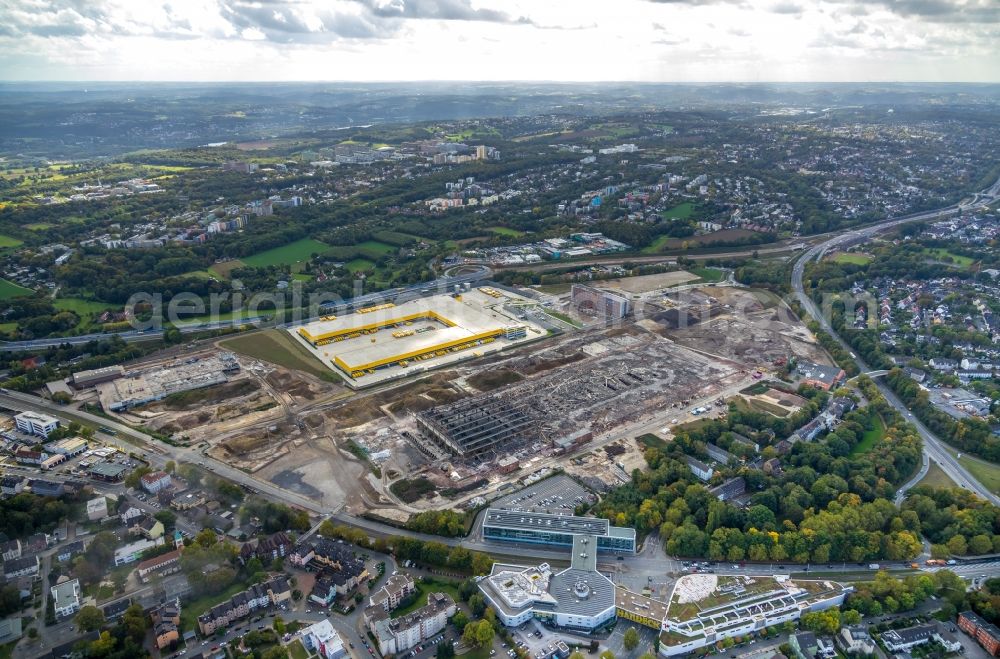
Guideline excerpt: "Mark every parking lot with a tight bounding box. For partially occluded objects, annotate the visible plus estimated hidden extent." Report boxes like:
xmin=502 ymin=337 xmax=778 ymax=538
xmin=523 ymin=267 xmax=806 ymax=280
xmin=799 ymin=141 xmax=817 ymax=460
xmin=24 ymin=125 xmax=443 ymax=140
xmin=504 ymin=618 xmax=580 ymax=659
xmin=491 ymin=474 xmax=596 ymax=514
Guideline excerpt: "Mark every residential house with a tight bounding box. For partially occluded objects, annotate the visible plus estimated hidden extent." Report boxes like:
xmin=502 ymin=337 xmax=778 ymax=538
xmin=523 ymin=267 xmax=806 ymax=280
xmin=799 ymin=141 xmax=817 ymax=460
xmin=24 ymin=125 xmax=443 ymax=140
xmin=56 ymin=540 xmax=85 ymax=563
xmin=0 ymin=617 xmax=22 ymax=644
xmin=27 ymin=479 xmax=64 ymax=497
xmin=763 ymin=458 xmax=783 ymax=476
xmin=838 ymin=626 xmax=876 ymax=655
xmin=137 ymin=549 xmax=182 ymax=581
xmin=705 ymin=443 xmax=734 ymax=465
xmin=4 ymin=555 xmax=39 ymax=579
xmin=15 ymin=448 xmax=48 ymax=466
xmin=170 ymin=491 xmax=205 ymax=511
xmin=196 ymin=576 xmax=290 ymax=635
xmin=152 ymin=599 xmax=181 ymax=650
xmin=369 ymin=573 xmax=416 ymax=612
xmin=302 ymin=619 xmax=347 ymax=659
xmin=789 ymin=631 xmax=835 ymax=659
xmin=140 ymin=471 xmax=172 ymax=494
xmin=708 ymin=477 xmax=746 ymax=503
xmin=0 ymin=540 xmax=21 ymax=561
xmin=121 ymin=506 xmax=144 ymax=525
xmin=366 ymin=592 xmax=456 ymax=656
xmin=239 ymin=532 xmax=292 ymax=565
xmin=154 ymin=620 xmax=179 ymax=650
xmin=685 ymin=456 xmax=713 ymax=481
xmin=0 ymin=476 xmax=25 ymax=496
xmin=129 ymin=515 xmax=165 ymax=541
xmin=50 ymin=578 xmax=81 ymax=618
xmin=86 ymin=496 xmax=108 ymax=521
xmin=101 ymin=598 xmax=132 ymax=622
xmin=958 ymin=611 xmax=1000 ymax=656
xmin=882 ymin=623 xmax=961 ymax=653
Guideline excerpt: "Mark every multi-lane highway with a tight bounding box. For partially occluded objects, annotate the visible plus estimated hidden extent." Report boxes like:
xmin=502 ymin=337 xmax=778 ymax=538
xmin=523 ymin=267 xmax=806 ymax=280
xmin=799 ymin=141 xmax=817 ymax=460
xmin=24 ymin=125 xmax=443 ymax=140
xmin=791 ymin=176 xmax=1000 ymax=505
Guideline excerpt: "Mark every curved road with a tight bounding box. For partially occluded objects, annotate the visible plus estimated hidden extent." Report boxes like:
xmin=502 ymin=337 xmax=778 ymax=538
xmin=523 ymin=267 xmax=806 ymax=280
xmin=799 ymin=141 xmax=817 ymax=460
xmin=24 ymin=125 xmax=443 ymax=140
xmin=791 ymin=176 xmax=1000 ymax=505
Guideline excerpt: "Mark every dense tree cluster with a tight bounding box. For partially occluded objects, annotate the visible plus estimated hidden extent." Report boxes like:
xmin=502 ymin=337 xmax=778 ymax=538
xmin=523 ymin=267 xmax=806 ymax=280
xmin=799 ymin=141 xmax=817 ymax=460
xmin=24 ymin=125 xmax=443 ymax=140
xmin=407 ymin=510 xmax=467 ymax=537
xmin=846 ymin=570 xmax=965 ymax=618
xmin=0 ymin=491 xmax=75 ymax=539
xmin=593 ymin=378 xmax=923 ymax=562
xmin=902 ymin=487 xmax=1000 ymax=557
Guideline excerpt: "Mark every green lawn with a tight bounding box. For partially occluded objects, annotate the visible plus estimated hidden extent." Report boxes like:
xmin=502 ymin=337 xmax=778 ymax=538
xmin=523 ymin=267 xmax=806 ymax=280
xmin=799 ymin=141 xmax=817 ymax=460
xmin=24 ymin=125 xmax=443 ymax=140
xmin=0 ymin=278 xmax=33 ymax=300
xmin=345 ymin=258 xmax=376 ymax=273
xmin=208 ymin=260 xmax=245 ymax=279
xmin=25 ymin=223 xmax=54 ymax=231
xmin=946 ymin=447 xmax=1000 ymax=495
xmin=637 ymin=433 xmax=670 ymax=451
xmin=660 ymin=202 xmax=695 ymax=220
xmin=460 ymin=647 xmax=491 ymax=659
xmin=53 ymin=297 xmax=115 ymax=315
xmin=0 ymin=234 xmax=23 ymax=248
xmin=922 ymin=248 xmax=974 ymax=267
xmin=391 ymin=579 xmax=462 ymax=619
xmin=832 ymin=252 xmax=873 ymax=266
xmin=488 ymin=226 xmax=525 ymax=237
xmin=850 ymin=415 xmax=886 ymax=456
xmin=916 ymin=461 xmax=957 ymax=489
xmin=688 ymin=267 xmax=725 ymax=283
xmin=641 ymin=235 xmax=673 ymax=254
xmin=221 ymin=329 xmax=339 ymax=381
xmin=356 ymin=240 xmax=395 ymax=255
xmin=288 ymin=639 xmax=310 ymax=659
xmin=243 ymin=238 xmax=330 ymax=268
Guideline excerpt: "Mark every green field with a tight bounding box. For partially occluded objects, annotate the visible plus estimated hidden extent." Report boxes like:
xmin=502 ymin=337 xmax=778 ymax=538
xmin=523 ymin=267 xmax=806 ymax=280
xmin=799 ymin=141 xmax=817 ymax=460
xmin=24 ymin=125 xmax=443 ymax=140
xmin=209 ymin=260 xmax=244 ymax=279
xmin=637 ymin=433 xmax=670 ymax=452
xmin=916 ymin=461 xmax=957 ymax=489
xmin=390 ymin=579 xmax=461 ymax=619
xmin=849 ymin=416 xmax=885 ymax=456
xmin=242 ymin=238 xmax=330 ymax=268
xmin=221 ymin=329 xmax=340 ymax=381
xmin=345 ymin=258 xmax=376 ymax=273
xmin=0 ymin=278 xmax=33 ymax=300
xmin=832 ymin=252 xmax=873 ymax=266
xmin=488 ymin=226 xmax=525 ymax=237
xmin=660 ymin=202 xmax=695 ymax=220
xmin=642 ymin=235 xmax=673 ymax=254
xmin=947 ymin=447 xmax=1000 ymax=495
xmin=0 ymin=234 xmax=22 ymax=248
xmin=53 ymin=297 xmax=115 ymax=315
xmin=356 ymin=240 xmax=395 ymax=255
xmin=288 ymin=640 xmax=309 ymax=659
xmin=25 ymin=223 xmax=54 ymax=231
xmin=922 ymin=248 xmax=974 ymax=267
xmin=688 ymin=267 xmax=725 ymax=283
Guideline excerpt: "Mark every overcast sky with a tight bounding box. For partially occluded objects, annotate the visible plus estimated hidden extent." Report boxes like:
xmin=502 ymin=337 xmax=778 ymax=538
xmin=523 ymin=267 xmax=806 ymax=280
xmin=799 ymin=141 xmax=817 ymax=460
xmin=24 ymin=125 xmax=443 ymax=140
xmin=0 ymin=0 xmax=997 ymax=82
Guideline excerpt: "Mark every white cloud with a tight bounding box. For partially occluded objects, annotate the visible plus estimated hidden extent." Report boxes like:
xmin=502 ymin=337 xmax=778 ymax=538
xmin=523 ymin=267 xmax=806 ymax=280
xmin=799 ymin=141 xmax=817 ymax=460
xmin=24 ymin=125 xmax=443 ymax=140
xmin=0 ymin=0 xmax=995 ymax=80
